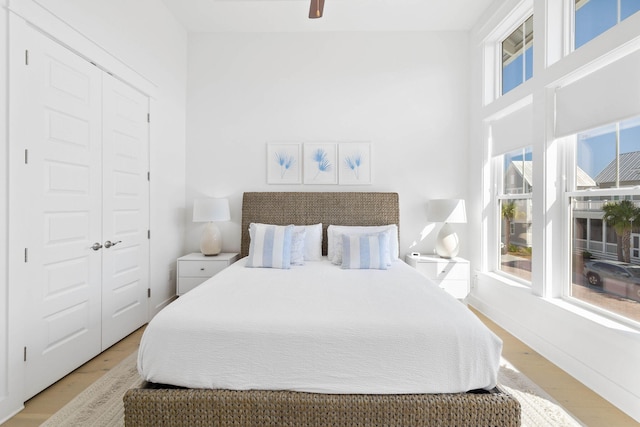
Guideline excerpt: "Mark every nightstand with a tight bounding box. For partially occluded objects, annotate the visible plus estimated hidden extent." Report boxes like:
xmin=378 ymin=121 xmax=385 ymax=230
xmin=405 ymin=254 xmax=470 ymax=300
xmin=177 ymin=252 xmax=239 ymax=295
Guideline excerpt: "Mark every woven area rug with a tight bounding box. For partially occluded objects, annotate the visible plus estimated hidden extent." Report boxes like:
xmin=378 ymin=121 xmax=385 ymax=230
xmin=41 ymin=353 xmax=583 ymax=427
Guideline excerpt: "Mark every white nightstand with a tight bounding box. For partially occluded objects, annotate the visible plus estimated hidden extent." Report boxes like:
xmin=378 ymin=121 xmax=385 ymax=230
xmin=177 ymin=252 xmax=239 ymax=295
xmin=405 ymin=254 xmax=470 ymax=300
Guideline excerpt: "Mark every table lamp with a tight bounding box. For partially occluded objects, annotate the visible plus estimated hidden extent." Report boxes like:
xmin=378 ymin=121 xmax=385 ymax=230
xmin=193 ymin=198 xmax=230 ymax=256
xmin=426 ymin=199 xmax=467 ymax=258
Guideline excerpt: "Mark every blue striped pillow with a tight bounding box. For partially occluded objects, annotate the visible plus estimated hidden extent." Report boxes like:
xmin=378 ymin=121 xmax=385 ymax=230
xmin=246 ymin=223 xmax=294 ymax=269
xmin=341 ymin=232 xmax=389 ymax=270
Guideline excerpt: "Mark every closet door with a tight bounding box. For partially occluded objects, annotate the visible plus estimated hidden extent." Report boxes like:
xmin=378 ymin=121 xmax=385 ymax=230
xmin=101 ymin=75 xmax=150 ymax=349
xmin=18 ymin=28 xmax=103 ymax=399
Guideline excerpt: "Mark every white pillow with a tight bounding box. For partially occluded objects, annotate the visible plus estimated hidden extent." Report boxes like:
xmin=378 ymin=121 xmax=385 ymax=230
xmin=246 ymin=223 xmax=294 ymax=269
xmin=293 ymin=223 xmax=322 ymax=261
xmin=328 ymin=224 xmax=399 ymax=264
xmin=341 ymin=232 xmax=389 ymax=270
xmin=290 ymin=229 xmax=306 ymax=266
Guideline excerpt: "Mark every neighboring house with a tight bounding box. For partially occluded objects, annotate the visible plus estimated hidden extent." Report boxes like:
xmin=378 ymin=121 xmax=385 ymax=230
xmin=574 ymin=152 xmax=640 ymax=260
xmin=504 ymin=161 xmax=596 ymax=248
xmin=595 ymin=151 xmax=640 ymax=188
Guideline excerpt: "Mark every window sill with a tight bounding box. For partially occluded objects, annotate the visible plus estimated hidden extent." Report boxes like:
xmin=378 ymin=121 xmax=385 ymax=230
xmin=484 ymin=270 xmax=531 ymax=289
xmin=476 ymin=271 xmax=640 ymax=333
xmin=551 ymin=297 xmax=640 ymax=333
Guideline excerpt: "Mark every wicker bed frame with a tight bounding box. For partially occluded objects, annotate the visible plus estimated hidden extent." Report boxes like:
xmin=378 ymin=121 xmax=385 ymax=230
xmin=124 ymin=192 xmax=521 ymax=427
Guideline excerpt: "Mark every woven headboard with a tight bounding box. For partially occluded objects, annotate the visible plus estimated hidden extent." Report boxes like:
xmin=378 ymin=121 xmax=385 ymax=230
xmin=241 ymin=192 xmax=400 ymax=257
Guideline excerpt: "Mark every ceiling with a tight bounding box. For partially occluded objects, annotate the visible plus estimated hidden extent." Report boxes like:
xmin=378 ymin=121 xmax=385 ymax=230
xmin=161 ymin=0 xmax=496 ymax=33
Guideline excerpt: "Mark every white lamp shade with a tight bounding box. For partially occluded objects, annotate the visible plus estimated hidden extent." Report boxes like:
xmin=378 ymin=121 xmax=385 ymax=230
xmin=193 ymin=198 xmax=231 ymax=223
xmin=426 ymin=199 xmax=467 ymax=224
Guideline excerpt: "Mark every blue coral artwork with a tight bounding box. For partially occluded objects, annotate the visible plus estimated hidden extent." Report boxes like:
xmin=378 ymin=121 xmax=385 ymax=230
xmin=267 ymin=143 xmax=302 ymax=184
xmin=339 ymin=142 xmax=371 ymax=185
xmin=303 ymin=143 xmax=338 ymax=184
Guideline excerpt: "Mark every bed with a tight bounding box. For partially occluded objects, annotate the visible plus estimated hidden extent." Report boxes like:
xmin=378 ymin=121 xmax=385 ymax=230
xmin=124 ymin=192 xmax=521 ymax=427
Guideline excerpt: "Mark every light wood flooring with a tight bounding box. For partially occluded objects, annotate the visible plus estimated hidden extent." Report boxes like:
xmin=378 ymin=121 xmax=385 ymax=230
xmin=3 ymin=311 xmax=638 ymax=427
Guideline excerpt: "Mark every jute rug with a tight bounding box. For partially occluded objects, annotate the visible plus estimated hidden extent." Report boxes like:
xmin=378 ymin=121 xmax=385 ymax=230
xmin=41 ymin=353 xmax=583 ymax=427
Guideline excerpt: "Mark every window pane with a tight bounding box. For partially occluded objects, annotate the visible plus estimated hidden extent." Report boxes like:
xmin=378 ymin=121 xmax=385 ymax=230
xmin=575 ymin=0 xmax=640 ymax=50
xmin=503 ymin=147 xmax=533 ymax=194
xmin=502 ymin=54 xmax=523 ymax=94
xmin=575 ymin=0 xmax=617 ymax=49
xmin=576 ymin=118 xmax=640 ymax=190
xmin=621 ymin=0 xmax=640 ymax=20
xmin=502 ymin=16 xmax=533 ymax=95
xmin=500 ymin=198 xmax=532 ymax=282
xmin=571 ymin=196 xmax=640 ymax=323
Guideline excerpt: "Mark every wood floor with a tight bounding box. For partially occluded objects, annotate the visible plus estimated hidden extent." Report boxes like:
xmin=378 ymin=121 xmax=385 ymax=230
xmin=3 ymin=310 xmax=638 ymax=427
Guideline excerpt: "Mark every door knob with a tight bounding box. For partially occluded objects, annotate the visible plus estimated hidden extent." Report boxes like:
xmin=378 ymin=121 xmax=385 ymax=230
xmin=91 ymin=242 xmax=103 ymax=251
xmin=104 ymin=240 xmax=122 ymax=249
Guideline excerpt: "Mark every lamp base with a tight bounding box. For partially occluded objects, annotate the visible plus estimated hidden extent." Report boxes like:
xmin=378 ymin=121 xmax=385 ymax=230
xmin=435 ymin=222 xmax=459 ymax=259
xmin=200 ymin=222 xmax=222 ymax=256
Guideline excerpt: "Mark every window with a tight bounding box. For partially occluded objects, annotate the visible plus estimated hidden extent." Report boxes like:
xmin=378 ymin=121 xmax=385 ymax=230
xmin=575 ymin=0 xmax=640 ymax=49
xmin=498 ymin=147 xmax=533 ymax=282
xmin=502 ymin=15 xmax=533 ymax=95
xmin=569 ymin=116 xmax=640 ymax=324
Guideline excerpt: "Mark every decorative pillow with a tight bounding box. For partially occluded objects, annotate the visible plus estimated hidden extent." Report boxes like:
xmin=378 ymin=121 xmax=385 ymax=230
xmin=341 ymin=232 xmax=389 ymax=270
xmin=328 ymin=225 xmax=399 ymax=264
xmin=294 ymin=223 xmax=322 ymax=261
xmin=246 ymin=223 xmax=294 ymax=269
xmin=290 ymin=229 xmax=306 ymax=266
xmin=331 ymin=229 xmax=392 ymax=266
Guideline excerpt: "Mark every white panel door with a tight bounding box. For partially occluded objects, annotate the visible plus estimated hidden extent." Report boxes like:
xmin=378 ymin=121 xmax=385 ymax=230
xmin=18 ymin=28 xmax=103 ymax=399
xmin=101 ymin=74 xmax=150 ymax=350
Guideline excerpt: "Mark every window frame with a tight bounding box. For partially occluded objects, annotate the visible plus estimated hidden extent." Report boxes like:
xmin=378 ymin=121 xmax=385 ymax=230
xmin=563 ymin=121 xmax=640 ymax=328
xmin=572 ymin=0 xmax=640 ymax=51
xmin=500 ymin=14 xmax=534 ymax=96
xmin=493 ymin=147 xmax=534 ymax=286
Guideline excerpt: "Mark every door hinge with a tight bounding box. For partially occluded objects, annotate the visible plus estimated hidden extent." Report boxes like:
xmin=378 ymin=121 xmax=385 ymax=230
xmin=25 ymin=50 xmax=29 ymax=65
xmin=147 ymin=288 xmax=151 ymax=298
xmin=24 ymin=149 xmax=28 ymax=164
xmin=24 ymin=248 xmax=28 ymax=263
xmin=24 ymin=346 xmax=27 ymax=362
xmin=147 ymin=113 xmax=150 ymax=123
xmin=147 ymin=171 xmax=150 ymax=181
xmin=147 ymin=230 xmax=151 ymax=239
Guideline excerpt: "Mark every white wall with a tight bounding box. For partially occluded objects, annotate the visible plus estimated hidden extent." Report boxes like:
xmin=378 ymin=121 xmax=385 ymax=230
xmin=0 ymin=0 xmax=187 ymax=421
xmin=185 ymin=31 xmax=471 ymax=257
xmin=468 ymin=0 xmax=640 ymax=422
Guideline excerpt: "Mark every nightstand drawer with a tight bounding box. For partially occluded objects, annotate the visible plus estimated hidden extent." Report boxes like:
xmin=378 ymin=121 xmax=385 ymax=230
xmin=179 ymin=260 xmax=227 ymax=277
xmin=415 ymin=261 xmax=469 ymax=280
xmin=176 ymin=253 xmax=239 ymax=296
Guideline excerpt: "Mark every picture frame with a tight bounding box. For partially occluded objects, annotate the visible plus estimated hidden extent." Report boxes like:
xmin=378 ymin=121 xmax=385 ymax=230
xmin=267 ymin=143 xmax=302 ymax=184
xmin=338 ymin=142 xmax=371 ymax=185
xmin=303 ymin=142 xmax=338 ymax=184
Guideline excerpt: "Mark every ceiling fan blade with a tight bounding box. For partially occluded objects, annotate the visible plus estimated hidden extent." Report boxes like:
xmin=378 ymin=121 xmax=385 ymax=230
xmin=309 ymin=0 xmax=324 ymax=19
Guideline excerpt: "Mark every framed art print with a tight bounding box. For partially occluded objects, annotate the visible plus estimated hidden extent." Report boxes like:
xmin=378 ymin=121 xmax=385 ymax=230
xmin=267 ymin=143 xmax=301 ymax=184
xmin=339 ymin=142 xmax=371 ymax=185
xmin=303 ymin=142 xmax=338 ymax=184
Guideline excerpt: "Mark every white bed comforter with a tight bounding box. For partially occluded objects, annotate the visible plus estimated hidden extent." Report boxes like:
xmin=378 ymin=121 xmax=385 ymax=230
xmin=138 ymin=258 xmax=502 ymax=394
